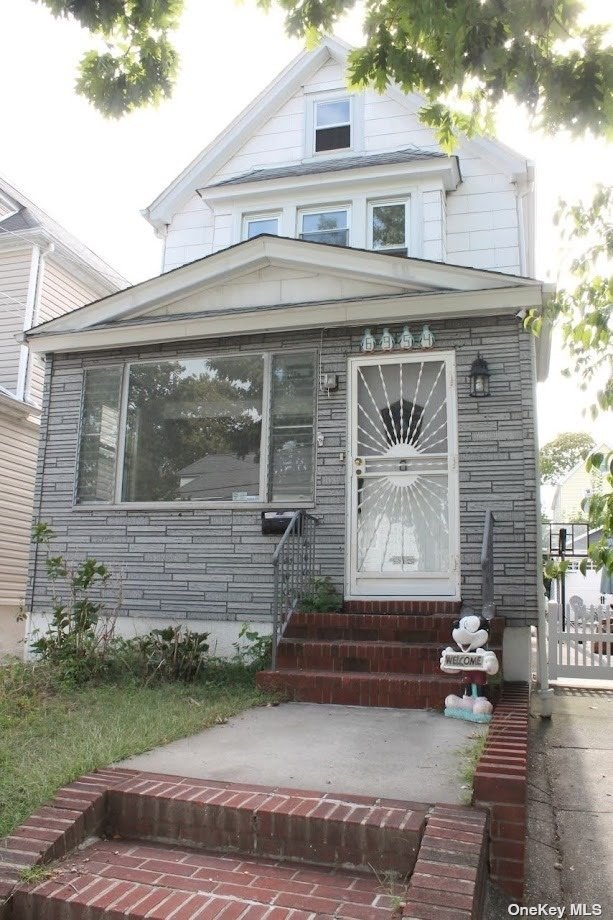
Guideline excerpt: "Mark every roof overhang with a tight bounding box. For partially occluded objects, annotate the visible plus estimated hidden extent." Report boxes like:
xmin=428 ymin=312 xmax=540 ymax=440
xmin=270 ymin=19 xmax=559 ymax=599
xmin=24 ymin=235 xmax=553 ymax=379
xmin=0 ymin=387 xmax=40 ymax=425
xmin=200 ymin=156 xmax=461 ymax=204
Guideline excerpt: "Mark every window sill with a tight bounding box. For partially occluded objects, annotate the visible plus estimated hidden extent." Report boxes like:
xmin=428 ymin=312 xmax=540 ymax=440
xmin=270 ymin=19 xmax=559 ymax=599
xmin=72 ymin=500 xmax=316 ymax=513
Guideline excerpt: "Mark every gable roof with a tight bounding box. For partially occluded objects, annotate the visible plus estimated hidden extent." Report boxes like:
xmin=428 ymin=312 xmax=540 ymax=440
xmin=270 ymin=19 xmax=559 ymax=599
xmin=0 ymin=176 xmax=129 ymax=294
xmin=24 ymin=235 xmax=552 ymax=380
xmin=143 ymin=35 xmax=529 ymax=232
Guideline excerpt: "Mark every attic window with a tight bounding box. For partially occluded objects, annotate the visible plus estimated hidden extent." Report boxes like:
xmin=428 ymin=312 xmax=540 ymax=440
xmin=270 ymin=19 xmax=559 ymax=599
xmin=314 ymin=98 xmax=351 ymax=152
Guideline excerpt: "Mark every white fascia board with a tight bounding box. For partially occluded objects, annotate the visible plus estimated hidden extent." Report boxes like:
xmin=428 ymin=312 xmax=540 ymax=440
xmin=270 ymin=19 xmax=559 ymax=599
xmin=0 ymin=387 xmax=40 ymax=423
xmin=27 ymin=284 xmax=546 ymax=355
xmin=201 ymin=158 xmax=460 ymax=204
xmin=143 ymin=45 xmax=338 ymax=229
xmin=25 ymin=237 xmax=541 ymax=337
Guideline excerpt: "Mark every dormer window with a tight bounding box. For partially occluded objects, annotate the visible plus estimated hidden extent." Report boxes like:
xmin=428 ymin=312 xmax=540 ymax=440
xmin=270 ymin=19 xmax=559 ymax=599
xmin=314 ymin=98 xmax=351 ymax=152
xmin=244 ymin=212 xmax=280 ymax=239
xmin=370 ymin=200 xmax=409 ymax=257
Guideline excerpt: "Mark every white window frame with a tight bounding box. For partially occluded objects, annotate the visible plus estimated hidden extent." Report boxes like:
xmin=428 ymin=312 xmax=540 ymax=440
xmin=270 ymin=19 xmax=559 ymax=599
xmin=313 ymin=96 xmax=352 ymax=154
xmin=304 ymin=90 xmax=359 ymax=158
xmin=74 ymin=349 xmax=318 ymax=510
xmin=298 ymin=205 xmax=351 ymax=247
xmin=242 ymin=211 xmax=282 ymax=241
xmin=368 ymin=198 xmax=411 ymax=255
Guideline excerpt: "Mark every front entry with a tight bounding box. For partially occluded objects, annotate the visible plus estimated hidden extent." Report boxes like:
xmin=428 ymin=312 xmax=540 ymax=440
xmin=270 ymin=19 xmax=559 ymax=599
xmin=346 ymin=351 xmax=460 ymax=598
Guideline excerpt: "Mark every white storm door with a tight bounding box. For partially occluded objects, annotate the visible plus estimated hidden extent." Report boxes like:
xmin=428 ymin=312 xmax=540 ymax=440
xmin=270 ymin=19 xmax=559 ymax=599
xmin=347 ymin=351 xmax=460 ymax=598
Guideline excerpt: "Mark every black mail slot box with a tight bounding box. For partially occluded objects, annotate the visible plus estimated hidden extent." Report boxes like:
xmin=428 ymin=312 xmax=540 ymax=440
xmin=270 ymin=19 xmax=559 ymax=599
xmin=261 ymin=510 xmax=302 ymax=535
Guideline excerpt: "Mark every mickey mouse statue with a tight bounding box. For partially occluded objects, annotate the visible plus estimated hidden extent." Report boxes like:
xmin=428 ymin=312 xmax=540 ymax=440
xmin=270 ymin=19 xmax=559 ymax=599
xmin=440 ymin=614 xmax=499 ymax=723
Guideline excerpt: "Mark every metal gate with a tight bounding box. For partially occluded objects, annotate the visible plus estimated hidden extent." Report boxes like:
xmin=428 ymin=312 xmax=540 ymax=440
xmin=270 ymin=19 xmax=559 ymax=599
xmin=548 ymin=599 xmax=613 ymax=680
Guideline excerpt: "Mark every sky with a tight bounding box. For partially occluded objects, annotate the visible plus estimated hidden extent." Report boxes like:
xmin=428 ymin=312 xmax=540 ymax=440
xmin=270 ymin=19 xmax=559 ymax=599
xmin=1 ymin=0 xmax=611 ymax=463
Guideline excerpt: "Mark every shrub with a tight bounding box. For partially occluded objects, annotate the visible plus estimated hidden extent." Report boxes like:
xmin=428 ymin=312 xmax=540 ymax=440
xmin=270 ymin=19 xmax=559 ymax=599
xmin=299 ymin=576 xmax=342 ymax=613
xmin=232 ymin=624 xmax=272 ymax=670
xmin=122 ymin=627 xmax=210 ymax=682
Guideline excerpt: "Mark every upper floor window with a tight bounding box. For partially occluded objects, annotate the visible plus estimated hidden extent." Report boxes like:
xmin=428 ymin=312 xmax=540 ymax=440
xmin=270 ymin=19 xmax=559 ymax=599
xmin=299 ymin=208 xmax=349 ymax=247
xmin=370 ymin=200 xmax=409 ymax=257
xmin=314 ymin=98 xmax=351 ymax=153
xmin=244 ymin=213 xmax=280 ymax=239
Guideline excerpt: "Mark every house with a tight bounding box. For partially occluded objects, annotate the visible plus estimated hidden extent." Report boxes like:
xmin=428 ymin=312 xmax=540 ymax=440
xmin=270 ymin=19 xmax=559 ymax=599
xmin=0 ymin=177 xmax=126 ymax=655
xmin=23 ymin=37 xmax=553 ymax=694
xmin=551 ymin=442 xmax=611 ymax=522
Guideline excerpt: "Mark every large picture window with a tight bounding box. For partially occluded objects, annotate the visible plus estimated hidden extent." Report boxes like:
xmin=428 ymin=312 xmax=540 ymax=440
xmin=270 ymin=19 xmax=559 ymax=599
xmin=76 ymin=351 xmax=317 ymax=505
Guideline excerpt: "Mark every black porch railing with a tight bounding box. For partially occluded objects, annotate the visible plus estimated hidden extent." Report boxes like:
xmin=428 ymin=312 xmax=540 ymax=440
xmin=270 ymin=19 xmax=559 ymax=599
xmin=481 ymin=508 xmax=496 ymax=619
xmin=271 ymin=511 xmax=318 ymax=670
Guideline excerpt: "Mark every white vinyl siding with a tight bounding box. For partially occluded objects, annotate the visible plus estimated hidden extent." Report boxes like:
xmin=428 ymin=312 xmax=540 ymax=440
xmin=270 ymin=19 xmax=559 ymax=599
xmin=0 ymin=245 xmax=31 ymax=393
xmin=0 ymin=412 xmax=37 ymax=605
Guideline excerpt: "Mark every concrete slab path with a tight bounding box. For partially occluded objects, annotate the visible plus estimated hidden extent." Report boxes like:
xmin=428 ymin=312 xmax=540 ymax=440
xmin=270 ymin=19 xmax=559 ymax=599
xmin=524 ymin=687 xmax=613 ymax=916
xmin=121 ymin=702 xmax=484 ymax=805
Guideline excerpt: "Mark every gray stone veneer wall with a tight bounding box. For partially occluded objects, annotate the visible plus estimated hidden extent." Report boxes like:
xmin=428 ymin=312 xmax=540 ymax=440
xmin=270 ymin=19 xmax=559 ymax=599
xmin=27 ymin=315 xmax=540 ymax=627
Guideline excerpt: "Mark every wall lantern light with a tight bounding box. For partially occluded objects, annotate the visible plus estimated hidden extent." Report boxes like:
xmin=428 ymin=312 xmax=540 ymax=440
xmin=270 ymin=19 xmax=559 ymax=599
xmin=469 ymin=353 xmax=491 ymax=397
xmin=379 ymin=327 xmax=395 ymax=351
xmin=360 ymin=328 xmax=376 ymax=352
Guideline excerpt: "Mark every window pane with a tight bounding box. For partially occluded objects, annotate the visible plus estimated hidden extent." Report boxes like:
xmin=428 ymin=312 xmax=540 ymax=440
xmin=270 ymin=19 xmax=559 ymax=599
xmin=77 ymin=366 xmax=122 ymax=503
xmin=301 ymin=210 xmax=349 ymax=246
xmin=315 ymin=124 xmax=351 ymax=152
xmin=122 ymin=356 xmax=264 ymax=502
xmin=316 ymin=99 xmax=350 ymax=127
xmin=373 ymin=204 xmax=406 ymax=249
xmin=270 ymin=353 xmax=315 ymax=501
xmin=247 ymin=217 xmax=279 ymax=238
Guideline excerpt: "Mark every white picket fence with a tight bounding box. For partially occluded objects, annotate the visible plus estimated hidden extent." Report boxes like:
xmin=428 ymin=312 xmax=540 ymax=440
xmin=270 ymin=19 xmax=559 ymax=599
xmin=548 ymin=600 xmax=613 ymax=680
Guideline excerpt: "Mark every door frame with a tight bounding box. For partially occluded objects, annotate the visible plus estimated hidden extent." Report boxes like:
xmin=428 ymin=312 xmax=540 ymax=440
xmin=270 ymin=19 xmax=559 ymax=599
xmin=344 ymin=349 xmax=461 ymax=600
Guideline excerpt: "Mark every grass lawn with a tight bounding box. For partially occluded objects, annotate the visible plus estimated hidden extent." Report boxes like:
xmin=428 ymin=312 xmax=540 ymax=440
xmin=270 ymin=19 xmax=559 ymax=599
xmin=0 ymin=663 xmax=269 ymax=839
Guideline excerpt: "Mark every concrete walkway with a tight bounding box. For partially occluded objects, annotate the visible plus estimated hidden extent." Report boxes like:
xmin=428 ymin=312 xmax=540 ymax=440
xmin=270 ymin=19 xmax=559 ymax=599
xmin=524 ymin=687 xmax=613 ymax=915
xmin=121 ymin=702 xmax=485 ymax=805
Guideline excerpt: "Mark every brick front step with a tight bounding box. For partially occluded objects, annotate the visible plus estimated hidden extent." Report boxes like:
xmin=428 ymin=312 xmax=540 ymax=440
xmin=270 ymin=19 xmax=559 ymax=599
xmin=256 ymin=669 xmax=461 ymax=709
xmin=277 ymin=639 xmax=502 ymax=675
xmin=285 ymin=612 xmax=504 ymax=646
xmin=14 ymin=839 xmax=395 ymax=920
xmin=2 ymin=770 xmax=489 ymax=920
xmin=343 ymin=601 xmax=463 ymax=615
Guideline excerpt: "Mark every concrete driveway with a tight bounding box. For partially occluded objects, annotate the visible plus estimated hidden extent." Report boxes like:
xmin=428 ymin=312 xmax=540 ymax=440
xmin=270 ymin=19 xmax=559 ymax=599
xmin=121 ymin=702 xmax=485 ymax=805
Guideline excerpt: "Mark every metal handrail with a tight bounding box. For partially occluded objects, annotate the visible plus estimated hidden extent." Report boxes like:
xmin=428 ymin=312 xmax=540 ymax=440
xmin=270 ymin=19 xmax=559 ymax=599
xmin=481 ymin=508 xmax=495 ymax=620
xmin=271 ymin=510 xmax=318 ymax=670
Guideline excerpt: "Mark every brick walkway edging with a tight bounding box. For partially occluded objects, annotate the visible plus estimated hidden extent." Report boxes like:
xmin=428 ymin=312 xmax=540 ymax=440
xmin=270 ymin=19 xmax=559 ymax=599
xmin=472 ymin=681 xmax=530 ymax=902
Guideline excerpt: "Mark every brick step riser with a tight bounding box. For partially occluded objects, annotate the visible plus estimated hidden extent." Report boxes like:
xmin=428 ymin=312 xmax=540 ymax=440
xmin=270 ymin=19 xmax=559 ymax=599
xmin=257 ymin=672 xmax=455 ymax=709
xmin=343 ymin=601 xmax=462 ymax=615
xmin=277 ymin=642 xmax=503 ymax=675
xmin=107 ymin=791 xmax=422 ymax=876
xmin=287 ymin=615 xmax=505 ymax=646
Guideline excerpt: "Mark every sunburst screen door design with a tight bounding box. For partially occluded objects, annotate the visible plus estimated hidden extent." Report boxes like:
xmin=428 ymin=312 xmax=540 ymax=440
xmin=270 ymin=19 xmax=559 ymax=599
xmin=347 ymin=351 xmax=460 ymax=598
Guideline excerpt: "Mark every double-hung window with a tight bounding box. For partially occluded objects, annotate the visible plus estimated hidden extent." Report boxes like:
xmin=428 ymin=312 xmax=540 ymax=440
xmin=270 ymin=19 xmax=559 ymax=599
xmin=299 ymin=208 xmax=349 ymax=247
xmin=244 ymin=213 xmax=280 ymax=240
xmin=370 ymin=200 xmax=409 ymax=257
xmin=314 ymin=98 xmax=351 ymax=152
xmin=76 ymin=351 xmax=317 ymax=505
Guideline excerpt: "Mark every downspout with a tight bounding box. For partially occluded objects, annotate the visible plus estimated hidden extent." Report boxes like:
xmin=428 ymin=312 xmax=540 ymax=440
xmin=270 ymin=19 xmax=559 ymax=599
xmin=530 ymin=334 xmax=554 ymax=718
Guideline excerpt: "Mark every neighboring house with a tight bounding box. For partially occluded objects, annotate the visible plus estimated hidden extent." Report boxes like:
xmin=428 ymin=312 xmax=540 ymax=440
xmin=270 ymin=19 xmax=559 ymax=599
xmin=551 ymin=442 xmax=611 ymax=522
xmin=24 ymin=37 xmax=553 ymax=686
xmin=0 ymin=177 xmax=126 ymax=655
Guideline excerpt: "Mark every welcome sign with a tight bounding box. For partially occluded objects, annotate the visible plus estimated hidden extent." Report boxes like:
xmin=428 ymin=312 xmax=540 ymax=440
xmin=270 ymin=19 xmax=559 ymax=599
xmin=441 ymin=651 xmax=486 ymax=671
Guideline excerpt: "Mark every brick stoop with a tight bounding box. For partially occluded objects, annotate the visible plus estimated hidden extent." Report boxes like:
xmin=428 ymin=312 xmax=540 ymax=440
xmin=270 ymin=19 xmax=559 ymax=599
xmin=1 ymin=770 xmax=490 ymax=920
xmin=257 ymin=606 xmax=504 ymax=710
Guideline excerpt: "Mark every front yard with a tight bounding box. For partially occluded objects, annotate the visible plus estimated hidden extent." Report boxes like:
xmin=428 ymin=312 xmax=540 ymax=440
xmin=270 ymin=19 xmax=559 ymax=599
xmin=0 ymin=662 xmax=268 ymax=838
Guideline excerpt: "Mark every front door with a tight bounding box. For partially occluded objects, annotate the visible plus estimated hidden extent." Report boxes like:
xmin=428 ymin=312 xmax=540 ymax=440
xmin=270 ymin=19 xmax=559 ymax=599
xmin=346 ymin=351 xmax=460 ymax=598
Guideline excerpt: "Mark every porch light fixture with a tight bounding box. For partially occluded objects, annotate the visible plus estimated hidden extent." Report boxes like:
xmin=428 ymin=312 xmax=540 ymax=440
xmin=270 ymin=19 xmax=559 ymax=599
xmin=398 ymin=325 xmax=414 ymax=349
xmin=469 ymin=353 xmax=491 ymax=397
xmin=360 ymin=328 xmax=376 ymax=352
xmin=379 ymin=327 xmax=395 ymax=351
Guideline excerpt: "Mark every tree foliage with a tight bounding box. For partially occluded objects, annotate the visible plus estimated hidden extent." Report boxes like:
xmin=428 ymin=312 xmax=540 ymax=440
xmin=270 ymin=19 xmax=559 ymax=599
xmin=259 ymin=0 xmax=613 ymax=149
xmin=32 ymin=0 xmax=612 ymax=136
xmin=35 ymin=0 xmax=183 ymax=117
xmin=526 ymin=185 xmax=613 ymax=575
xmin=539 ymin=431 xmax=596 ymax=484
